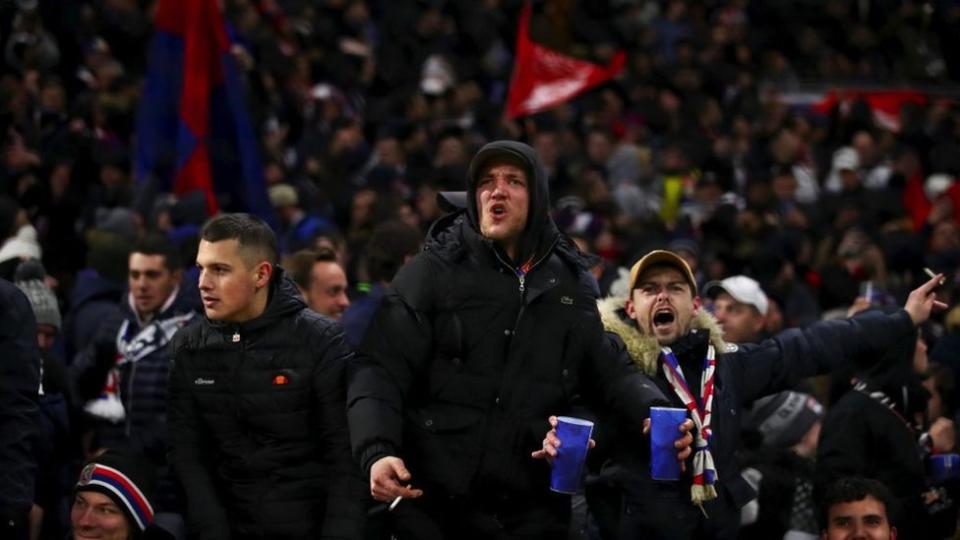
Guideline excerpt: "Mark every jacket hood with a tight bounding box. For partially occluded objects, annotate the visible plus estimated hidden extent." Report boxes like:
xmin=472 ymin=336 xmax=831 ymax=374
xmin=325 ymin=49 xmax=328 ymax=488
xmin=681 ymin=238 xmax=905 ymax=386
xmin=423 ymin=209 xmax=596 ymax=274
xmin=465 ymin=140 xmax=559 ymax=265
xmin=597 ymin=295 xmax=727 ymax=375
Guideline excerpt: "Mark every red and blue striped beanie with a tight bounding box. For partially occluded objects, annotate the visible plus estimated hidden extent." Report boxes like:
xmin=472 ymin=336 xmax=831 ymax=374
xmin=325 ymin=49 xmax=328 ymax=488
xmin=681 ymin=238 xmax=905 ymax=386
xmin=75 ymin=450 xmax=156 ymax=532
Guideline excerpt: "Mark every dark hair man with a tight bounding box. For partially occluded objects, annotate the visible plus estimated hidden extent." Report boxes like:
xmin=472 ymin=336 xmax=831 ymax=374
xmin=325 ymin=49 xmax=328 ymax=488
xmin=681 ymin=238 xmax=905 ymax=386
xmin=286 ymin=247 xmax=350 ymax=320
xmin=819 ymin=477 xmax=897 ymax=540
xmin=348 ymin=141 xmax=688 ymax=538
xmin=341 ymin=220 xmax=422 ymax=346
xmin=71 ymin=235 xmax=196 ymax=529
xmin=168 ymin=213 xmax=364 ymax=539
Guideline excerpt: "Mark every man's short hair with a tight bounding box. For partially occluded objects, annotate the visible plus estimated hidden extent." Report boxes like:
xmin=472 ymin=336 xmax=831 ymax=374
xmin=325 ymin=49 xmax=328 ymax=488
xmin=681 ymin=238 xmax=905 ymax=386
xmin=285 ymin=247 xmax=338 ymax=291
xmin=200 ymin=213 xmax=278 ymax=266
xmin=819 ymin=477 xmax=898 ymax=531
xmin=132 ymin=234 xmax=181 ymax=272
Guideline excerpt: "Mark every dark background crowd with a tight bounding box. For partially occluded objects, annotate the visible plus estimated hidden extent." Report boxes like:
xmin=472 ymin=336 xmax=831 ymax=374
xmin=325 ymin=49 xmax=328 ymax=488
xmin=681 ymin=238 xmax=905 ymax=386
xmin=2 ymin=0 xmax=960 ymax=538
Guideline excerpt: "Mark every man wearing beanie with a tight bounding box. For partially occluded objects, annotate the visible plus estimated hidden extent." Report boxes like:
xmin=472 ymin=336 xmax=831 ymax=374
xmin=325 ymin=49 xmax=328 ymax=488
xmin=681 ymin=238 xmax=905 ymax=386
xmin=739 ymin=392 xmax=825 ymax=540
xmin=71 ymin=449 xmax=172 ymax=539
xmin=588 ymin=249 xmax=948 ymax=539
xmin=15 ymin=260 xmax=72 ymax=539
xmin=0 ymin=276 xmax=40 ymax=540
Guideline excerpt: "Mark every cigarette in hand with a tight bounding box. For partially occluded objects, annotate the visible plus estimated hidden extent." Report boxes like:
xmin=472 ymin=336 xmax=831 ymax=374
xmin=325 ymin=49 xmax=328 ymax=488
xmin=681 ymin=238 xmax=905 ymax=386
xmin=389 ymin=484 xmax=412 ymax=511
xmin=924 ymin=267 xmax=946 ymax=286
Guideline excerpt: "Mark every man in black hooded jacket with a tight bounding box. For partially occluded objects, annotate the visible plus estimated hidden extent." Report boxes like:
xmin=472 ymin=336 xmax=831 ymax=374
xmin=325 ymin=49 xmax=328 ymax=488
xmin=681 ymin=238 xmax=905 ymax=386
xmin=347 ymin=140 xmax=680 ymax=538
xmin=168 ymin=213 xmax=365 ymax=539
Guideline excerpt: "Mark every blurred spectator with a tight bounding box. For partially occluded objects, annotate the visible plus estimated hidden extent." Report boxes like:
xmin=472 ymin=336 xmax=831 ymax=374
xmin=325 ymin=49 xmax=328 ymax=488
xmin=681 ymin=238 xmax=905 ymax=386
xmin=739 ymin=391 xmax=824 ymax=540
xmin=61 ymin=231 xmax=128 ymax=362
xmin=703 ymin=275 xmax=769 ymax=343
xmin=342 ymin=220 xmax=422 ymax=346
xmin=270 ymin=183 xmax=335 ymax=255
xmin=15 ymin=259 xmax=71 ymax=540
xmin=285 ymin=246 xmax=350 ymax=320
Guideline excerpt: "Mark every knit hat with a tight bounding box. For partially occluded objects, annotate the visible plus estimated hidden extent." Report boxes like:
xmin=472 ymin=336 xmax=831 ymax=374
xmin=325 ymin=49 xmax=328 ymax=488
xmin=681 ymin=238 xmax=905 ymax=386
xmin=749 ymin=391 xmax=823 ymax=448
xmin=75 ymin=449 xmax=156 ymax=532
xmin=14 ymin=259 xmax=61 ymax=330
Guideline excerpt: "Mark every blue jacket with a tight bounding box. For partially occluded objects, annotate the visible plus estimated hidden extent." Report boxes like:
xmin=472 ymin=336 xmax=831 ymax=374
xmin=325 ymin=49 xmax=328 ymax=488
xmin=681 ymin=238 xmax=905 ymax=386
xmin=590 ymin=296 xmax=916 ymax=540
xmin=63 ymin=269 xmax=124 ymax=363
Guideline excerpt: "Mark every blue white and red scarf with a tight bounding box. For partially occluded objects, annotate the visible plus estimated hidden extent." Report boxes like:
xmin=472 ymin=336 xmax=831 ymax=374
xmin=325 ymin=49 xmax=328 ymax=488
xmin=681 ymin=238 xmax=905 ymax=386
xmin=660 ymin=345 xmax=718 ymax=507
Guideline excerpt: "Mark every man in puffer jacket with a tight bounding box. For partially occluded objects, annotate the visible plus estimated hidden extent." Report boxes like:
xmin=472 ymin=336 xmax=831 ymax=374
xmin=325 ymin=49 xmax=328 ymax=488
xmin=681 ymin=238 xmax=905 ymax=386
xmin=586 ymin=249 xmax=946 ymax=539
xmin=348 ymin=140 xmax=678 ymax=539
xmin=168 ymin=213 xmax=365 ymax=539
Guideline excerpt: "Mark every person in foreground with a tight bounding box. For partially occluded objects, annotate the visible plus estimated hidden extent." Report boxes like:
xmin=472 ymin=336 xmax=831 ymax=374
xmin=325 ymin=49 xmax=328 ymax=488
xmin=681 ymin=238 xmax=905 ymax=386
xmin=348 ymin=140 xmax=691 ymax=539
xmin=168 ymin=213 xmax=365 ymax=539
xmin=582 ymin=249 xmax=945 ymax=539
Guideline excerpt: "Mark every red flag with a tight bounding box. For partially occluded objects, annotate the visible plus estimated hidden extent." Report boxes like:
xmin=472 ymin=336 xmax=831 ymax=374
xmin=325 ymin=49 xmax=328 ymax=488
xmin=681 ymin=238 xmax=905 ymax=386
xmin=505 ymin=3 xmax=626 ymax=119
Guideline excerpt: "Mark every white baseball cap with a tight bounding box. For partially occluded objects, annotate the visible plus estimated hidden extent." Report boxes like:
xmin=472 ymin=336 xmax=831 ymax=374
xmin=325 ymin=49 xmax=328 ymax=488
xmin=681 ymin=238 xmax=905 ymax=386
xmin=704 ymin=275 xmax=769 ymax=316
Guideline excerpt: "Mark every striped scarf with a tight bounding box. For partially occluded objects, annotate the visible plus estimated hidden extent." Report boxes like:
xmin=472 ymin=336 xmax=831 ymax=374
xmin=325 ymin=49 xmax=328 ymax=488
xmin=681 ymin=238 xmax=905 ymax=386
xmin=660 ymin=345 xmax=718 ymax=507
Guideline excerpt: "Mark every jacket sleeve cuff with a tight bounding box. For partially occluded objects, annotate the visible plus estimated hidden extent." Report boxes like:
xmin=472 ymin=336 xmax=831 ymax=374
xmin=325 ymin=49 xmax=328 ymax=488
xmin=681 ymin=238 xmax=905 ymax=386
xmin=359 ymin=442 xmax=397 ymax=476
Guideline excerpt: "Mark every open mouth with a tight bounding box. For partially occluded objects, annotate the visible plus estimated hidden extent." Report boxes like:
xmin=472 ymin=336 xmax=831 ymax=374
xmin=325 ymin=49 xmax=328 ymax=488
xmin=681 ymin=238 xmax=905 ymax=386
xmin=652 ymin=309 xmax=675 ymax=328
xmin=491 ymin=203 xmax=505 ymax=216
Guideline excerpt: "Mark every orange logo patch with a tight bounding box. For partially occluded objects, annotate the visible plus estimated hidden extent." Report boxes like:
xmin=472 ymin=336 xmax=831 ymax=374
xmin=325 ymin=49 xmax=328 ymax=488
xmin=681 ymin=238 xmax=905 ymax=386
xmin=272 ymin=374 xmax=289 ymax=386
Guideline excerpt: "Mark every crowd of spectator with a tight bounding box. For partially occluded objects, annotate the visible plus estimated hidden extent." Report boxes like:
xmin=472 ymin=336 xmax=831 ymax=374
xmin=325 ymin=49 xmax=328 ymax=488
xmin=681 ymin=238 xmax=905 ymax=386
xmin=2 ymin=0 xmax=960 ymax=538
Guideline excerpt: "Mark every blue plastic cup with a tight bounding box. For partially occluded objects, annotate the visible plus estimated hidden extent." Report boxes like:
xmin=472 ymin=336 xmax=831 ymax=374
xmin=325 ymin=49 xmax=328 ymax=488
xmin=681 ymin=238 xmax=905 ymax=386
xmin=550 ymin=416 xmax=594 ymax=494
xmin=929 ymin=453 xmax=960 ymax=483
xmin=650 ymin=406 xmax=688 ymax=481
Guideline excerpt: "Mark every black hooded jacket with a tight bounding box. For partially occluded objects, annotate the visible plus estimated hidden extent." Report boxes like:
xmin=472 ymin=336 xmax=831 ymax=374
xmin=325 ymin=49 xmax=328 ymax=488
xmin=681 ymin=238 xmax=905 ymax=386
xmin=347 ymin=140 xmax=666 ymax=499
xmin=168 ymin=269 xmax=365 ymax=539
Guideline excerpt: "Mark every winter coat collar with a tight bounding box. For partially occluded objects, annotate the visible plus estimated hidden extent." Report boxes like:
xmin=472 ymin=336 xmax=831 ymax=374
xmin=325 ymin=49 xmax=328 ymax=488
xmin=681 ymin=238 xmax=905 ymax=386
xmin=424 ymin=210 xmax=595 ymax=272
xmin=597 ymin=295 xmax=727 ymax=375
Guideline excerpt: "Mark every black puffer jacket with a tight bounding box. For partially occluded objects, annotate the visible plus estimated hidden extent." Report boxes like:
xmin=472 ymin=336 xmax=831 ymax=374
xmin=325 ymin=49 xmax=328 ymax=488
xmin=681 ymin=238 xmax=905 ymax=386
xmin=348 ymin=140 xmax=666 ymax=499
xmin=0 ymin=278 xmax=40 ymax=537
xmin=168 ymin=269 xmax=365 ymax=539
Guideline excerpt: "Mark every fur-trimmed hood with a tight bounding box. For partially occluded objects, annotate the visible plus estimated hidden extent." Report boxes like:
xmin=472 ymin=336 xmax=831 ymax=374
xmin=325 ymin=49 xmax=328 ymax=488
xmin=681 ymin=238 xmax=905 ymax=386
xmin=597 ymin=295 xmax=727 ymax=375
